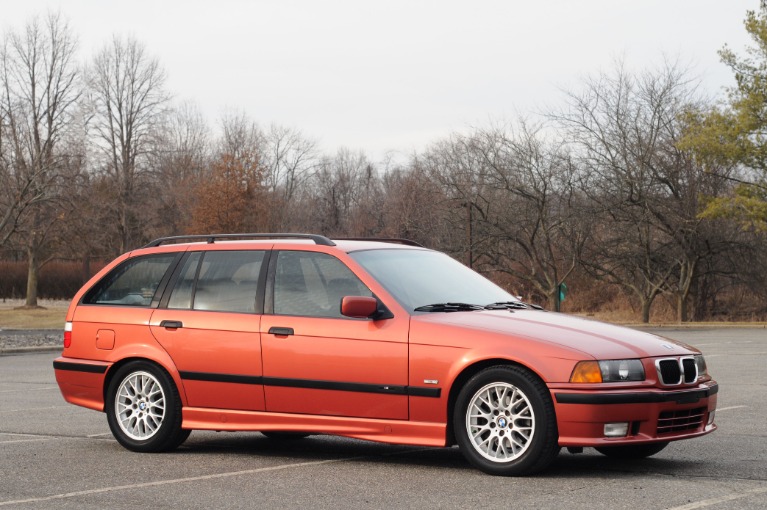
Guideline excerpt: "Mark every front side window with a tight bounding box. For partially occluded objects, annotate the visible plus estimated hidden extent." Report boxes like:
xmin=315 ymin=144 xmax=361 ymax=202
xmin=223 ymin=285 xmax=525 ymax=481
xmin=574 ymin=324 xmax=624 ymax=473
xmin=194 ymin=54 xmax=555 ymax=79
xmin=183 ymin=250 xmax=265 ymax=313
xmin=273 ymin=251 xmax=372 ymax=318
xmin=83 ymin=254 xmax=177 ymax=306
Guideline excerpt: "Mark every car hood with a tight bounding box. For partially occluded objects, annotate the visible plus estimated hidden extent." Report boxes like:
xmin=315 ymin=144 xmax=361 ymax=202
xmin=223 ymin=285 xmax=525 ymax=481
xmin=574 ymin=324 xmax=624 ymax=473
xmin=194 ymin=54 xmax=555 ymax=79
xmin=411 ymin=309 xmax=699 ymax=359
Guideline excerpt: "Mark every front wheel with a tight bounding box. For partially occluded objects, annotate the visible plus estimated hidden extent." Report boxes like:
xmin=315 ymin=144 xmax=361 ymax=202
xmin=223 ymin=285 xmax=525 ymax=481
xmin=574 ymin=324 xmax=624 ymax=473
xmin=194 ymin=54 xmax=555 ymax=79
xmin=595 ymin=442 xmax=669 ymax=459
xmin=454 ymin=365 xmax=559 ymax=476
xmin=106 ymin=361 xmax=186 ymax=452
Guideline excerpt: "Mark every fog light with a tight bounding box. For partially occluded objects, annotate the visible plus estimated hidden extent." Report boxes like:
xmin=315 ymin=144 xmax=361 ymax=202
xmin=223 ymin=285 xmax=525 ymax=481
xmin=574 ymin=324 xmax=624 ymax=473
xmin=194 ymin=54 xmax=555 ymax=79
xmin=707 ymin=410 xmax=715 ymax=426
xmin=604 ymin=422 xmax=629 ymax=437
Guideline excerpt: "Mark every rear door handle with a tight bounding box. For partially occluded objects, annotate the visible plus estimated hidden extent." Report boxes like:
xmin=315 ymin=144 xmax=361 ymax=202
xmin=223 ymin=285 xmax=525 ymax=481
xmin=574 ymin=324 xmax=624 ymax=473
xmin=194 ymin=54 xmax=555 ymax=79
xmin=160 ymin=320 xmax=183 ymax=329
xmin=268 ymin=327 xmax=294 ymax=336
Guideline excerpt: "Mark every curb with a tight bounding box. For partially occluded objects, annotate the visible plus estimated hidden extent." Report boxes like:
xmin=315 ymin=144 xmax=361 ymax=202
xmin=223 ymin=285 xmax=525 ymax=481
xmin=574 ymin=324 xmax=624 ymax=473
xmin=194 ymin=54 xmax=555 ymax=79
xmin=0 ymin=346 xmax=62 ymax=355
xmin=631 ymin=323 xmax=767 ymax=329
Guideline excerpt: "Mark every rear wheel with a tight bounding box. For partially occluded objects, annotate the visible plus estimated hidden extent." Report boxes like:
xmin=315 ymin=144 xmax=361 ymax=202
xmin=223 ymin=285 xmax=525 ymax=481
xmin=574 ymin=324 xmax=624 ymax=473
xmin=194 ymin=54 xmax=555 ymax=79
xmin=595 ymin=442 xmax=669 ymax=459
xmin=106 ymin=361 xmax=186 ymax=452
xmin=453 ymin=365 xmax=559 ymax=476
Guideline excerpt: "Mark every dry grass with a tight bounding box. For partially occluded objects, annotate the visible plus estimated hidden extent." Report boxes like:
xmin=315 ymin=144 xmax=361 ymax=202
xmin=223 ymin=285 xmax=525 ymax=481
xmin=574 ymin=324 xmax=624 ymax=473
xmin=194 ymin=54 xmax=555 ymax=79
xmin=0 ymin=299 xmax=68 ymax=329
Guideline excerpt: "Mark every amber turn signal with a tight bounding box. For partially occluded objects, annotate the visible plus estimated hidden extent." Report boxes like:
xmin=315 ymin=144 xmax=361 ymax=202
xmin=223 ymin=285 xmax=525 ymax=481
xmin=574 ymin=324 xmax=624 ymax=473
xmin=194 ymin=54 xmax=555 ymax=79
xmin=570 ymin=361 xmax=603 ymax=383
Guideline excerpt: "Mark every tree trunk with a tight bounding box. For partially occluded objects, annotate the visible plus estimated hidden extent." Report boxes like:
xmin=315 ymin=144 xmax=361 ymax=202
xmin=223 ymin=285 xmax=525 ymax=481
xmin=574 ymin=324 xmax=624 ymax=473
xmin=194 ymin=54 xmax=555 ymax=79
xmin=675 ymin=259 xmax=696 ymax=323
xmin=640 ymin=298 xmax=652 ymax=323
xmin=548 ymin=290 xmax=558 ymax=311
xmin=25 ymin=246 xmax=39 ymax=307
xmin=676 ymin=293 xmax=688 ymax=323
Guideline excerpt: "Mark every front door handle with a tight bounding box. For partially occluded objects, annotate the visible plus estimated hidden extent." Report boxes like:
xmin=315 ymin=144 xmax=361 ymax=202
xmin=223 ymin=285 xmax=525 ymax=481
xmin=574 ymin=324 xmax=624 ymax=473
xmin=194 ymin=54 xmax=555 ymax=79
xmin=160 ymin=320 xmax=183 ymax=329
xmin=268 ymin=327 xmax=294 ymax=336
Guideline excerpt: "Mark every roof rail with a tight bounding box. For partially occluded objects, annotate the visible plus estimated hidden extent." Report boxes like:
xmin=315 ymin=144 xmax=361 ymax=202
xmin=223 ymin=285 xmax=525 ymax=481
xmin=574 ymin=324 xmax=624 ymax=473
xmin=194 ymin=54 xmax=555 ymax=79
xmin=333 ymin=237 xmax=424 ymax=247
xmin=142 ymin=233 xmax=336 ymax=248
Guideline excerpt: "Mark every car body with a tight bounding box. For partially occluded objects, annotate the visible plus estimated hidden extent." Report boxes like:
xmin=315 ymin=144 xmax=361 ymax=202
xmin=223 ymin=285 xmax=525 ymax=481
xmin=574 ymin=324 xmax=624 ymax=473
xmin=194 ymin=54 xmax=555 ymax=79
xmin=53 ymin=234 xmax=717 ymax=475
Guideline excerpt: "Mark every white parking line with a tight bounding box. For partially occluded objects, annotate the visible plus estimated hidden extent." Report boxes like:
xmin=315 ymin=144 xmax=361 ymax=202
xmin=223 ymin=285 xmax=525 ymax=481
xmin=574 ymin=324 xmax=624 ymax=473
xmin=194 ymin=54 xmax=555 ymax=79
xmin=0 ymin=432 xmax=56 ymax=445
xmin=0 ymin=438 xmax=52 ymax=445
xmin=715 ymin=406 xmax=748 ymax=412
xmin=0 ymin=433 xmax=112 ymax=444
xmin=664 ymin=486 xmax=767 ymax=509
xmin=0 ymin=456 xmax=364 ymax=506
xmin=0 ymin=386 xmax=58 ymax=394
xmin=0 ymin=406 xmax=71 ymax=413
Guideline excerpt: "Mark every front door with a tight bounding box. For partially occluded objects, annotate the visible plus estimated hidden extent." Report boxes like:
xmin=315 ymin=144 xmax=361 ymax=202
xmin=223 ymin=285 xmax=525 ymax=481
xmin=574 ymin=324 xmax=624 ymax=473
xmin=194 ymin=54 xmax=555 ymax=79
xmin=260 ymin=250 xmax=409 ymax=420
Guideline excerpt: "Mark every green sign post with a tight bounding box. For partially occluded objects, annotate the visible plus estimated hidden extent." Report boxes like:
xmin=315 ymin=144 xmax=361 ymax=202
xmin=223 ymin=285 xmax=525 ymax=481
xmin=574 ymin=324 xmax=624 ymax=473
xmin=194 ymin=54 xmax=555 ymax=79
xmin=555 ymin=282 xmax=567 ymax=312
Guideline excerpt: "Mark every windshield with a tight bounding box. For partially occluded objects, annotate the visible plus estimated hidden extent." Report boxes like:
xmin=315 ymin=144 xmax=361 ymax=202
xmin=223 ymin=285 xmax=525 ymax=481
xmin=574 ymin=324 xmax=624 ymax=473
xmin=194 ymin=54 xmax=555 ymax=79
xmin=349 ymin=249 xmax=516 ymax=312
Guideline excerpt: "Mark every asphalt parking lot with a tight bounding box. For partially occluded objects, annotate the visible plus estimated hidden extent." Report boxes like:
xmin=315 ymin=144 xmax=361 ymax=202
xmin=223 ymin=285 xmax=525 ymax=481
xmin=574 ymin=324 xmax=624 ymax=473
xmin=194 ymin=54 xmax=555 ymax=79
xmin=1 ymin=328 xmax=765 ymax=509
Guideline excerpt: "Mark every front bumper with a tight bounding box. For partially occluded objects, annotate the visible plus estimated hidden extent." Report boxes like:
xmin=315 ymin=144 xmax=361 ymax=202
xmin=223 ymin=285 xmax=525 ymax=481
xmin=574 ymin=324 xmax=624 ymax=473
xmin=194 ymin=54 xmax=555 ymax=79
xmin=551 ymin=381 xmax=718 ymax=447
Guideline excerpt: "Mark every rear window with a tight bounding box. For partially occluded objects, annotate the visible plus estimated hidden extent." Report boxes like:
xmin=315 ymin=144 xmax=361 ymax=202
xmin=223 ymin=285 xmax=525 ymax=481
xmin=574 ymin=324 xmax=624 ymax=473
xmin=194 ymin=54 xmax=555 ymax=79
xmin=82 ymin=254 xmax=177 ymax=307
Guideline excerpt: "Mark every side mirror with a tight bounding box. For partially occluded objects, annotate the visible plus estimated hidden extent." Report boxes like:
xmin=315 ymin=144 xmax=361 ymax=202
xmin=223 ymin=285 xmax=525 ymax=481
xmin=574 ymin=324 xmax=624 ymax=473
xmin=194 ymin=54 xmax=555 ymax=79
xmin=341 ymin=296 xmax=378 ymax=319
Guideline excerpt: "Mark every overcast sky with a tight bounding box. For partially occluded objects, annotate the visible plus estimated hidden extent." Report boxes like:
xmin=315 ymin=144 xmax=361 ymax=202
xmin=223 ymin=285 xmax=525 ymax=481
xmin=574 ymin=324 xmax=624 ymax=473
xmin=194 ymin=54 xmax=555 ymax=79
xmin=1 ymin=0 xmax=758 ymax=160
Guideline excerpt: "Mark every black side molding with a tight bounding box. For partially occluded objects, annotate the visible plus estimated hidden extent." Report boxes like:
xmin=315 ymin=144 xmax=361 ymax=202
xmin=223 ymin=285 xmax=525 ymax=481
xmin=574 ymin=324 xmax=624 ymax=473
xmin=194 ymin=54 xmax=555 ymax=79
xmin=180 ymin=371 xmax=263 ymax=385
xmin=53 ymin=361 xmax=108 ymax=374
xmin=178 ymin=371 xmax=442 ymax=398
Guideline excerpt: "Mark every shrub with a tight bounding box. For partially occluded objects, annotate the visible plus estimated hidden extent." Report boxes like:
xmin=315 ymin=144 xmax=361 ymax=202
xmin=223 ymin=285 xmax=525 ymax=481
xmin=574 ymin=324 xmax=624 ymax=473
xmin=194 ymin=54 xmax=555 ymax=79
xmin=0 ymin=260 xmax=106 ymax=300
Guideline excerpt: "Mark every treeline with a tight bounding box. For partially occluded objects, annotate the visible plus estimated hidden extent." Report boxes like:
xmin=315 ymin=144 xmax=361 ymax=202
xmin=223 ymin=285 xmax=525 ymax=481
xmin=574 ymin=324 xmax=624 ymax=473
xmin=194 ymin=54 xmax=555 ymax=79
xmin=2 ymin=11 xmax=767 ymax=322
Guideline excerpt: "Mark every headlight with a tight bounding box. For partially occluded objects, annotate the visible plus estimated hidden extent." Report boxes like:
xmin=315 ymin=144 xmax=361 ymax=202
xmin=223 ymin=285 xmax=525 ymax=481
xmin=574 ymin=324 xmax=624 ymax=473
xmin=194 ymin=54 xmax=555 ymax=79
xmin=694 ymin=354 xmax=708 ymax=377
xmin=570 ymin=359 xmax=645 ymax=383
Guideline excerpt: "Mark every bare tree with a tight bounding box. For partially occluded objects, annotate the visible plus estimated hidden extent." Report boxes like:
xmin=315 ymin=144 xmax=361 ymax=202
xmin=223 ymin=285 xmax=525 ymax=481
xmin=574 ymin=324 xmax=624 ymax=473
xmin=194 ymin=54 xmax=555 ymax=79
xmin=217 ymin=110 xmax=263 ymax=161
xmin=151 ymin=101 xmax=211 ymax=236
xmin=477 ymin=123 xmax=588 ymax=308
xmin=421 ymin=132 xmax=494 ymax=268
xmin=554 ymin=60 xmax=730 ymax=322
xmin=379 ymin=161 xmax=452 ymax=247
xmin=302 ymin=148 xmax=378 ymax=236
xmin=0 ymin=12 xmax=82 ymax=306
xmin=87 ymin=35 xmax=169 ymax=253
xmin=262 ymin=124 xmax=318 ymax=229
xmin=418 ymin=124 xmax=587 ymax=308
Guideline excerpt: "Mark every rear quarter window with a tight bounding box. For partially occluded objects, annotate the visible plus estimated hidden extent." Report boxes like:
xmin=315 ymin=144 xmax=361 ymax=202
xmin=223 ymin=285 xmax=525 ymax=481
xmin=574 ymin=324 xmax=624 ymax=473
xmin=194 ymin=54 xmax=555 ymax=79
xmin=82 ymin=254 xmax=177 ymax=306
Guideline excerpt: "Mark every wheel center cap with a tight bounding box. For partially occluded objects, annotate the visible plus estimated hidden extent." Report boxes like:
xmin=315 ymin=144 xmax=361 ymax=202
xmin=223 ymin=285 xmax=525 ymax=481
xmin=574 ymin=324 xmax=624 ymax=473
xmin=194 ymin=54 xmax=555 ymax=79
xmin=497 ymin=417 xmax=508 ymax=428
xmin=139 ymin=402 xmax=147 ymax=411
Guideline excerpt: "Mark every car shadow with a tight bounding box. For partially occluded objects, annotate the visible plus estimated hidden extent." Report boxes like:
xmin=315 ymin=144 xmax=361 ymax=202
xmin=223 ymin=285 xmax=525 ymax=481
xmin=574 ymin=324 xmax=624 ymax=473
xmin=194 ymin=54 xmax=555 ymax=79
xmin=161 ymin=432 xmax=699 ymax=477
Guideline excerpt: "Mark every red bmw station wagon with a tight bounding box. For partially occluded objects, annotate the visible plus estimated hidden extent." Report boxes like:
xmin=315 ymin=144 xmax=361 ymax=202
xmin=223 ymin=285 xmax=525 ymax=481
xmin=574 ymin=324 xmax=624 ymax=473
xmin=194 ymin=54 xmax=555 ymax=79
xmin=54 ymin=234 xmax=717 ymax=475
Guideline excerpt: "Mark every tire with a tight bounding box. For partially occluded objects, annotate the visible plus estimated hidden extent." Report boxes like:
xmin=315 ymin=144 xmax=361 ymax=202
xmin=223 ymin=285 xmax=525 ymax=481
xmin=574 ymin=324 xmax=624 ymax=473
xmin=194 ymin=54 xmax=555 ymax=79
xmin=595 ymin=442 xmax=669 ymax=459
xmin=453 ymin=365 xmax=559 ymax=476
xmin=106 ymin=361 xmax=186 ymax=453
xmin=262 ymin=432 xmax=311 ymax=440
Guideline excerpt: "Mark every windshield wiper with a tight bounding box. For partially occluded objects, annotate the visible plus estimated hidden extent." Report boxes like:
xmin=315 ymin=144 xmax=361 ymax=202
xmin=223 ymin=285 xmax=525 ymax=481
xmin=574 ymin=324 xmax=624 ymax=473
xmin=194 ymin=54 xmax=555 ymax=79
xmin=414 ymin=302 xmax=485 ymax=313
xmin=484 ymin=301 xmax=544 ymax=310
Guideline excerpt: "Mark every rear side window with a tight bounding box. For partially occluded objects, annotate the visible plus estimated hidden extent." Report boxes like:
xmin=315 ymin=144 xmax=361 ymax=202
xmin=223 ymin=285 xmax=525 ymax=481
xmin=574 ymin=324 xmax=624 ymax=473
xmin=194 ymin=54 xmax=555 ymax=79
xmin=167 ymin=252 xmax=202 ymax=309
xmin=83 ymin=254 xmax=177 ymax=306
xmin=167 ymin=250 xmax=265 ymax=313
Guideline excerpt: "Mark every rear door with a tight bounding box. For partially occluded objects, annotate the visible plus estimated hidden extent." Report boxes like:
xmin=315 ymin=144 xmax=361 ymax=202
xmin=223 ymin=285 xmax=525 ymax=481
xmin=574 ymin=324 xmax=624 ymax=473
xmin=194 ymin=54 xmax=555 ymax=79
xmin=150 ymin=249 xmax=267 ymax=411
xmin=260 ymin=250 xmax=409 ymax=420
